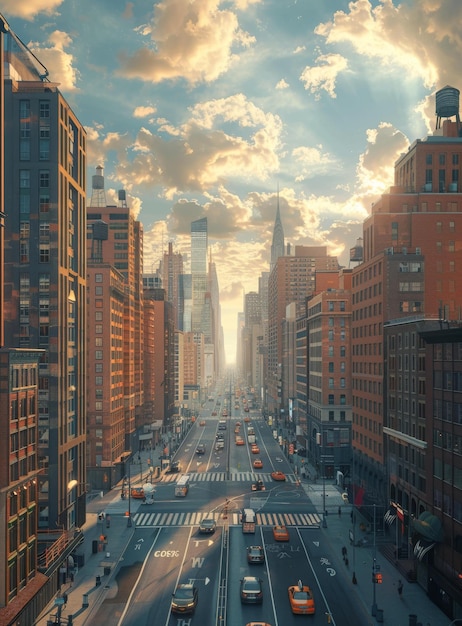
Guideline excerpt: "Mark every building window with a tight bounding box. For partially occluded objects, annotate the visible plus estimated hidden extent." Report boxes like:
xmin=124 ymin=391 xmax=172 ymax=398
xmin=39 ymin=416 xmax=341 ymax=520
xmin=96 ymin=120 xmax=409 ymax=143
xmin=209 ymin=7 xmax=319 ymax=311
xmin=39 ymin=194 xmax=50 ymax=213
xmin=95 ymin=286 xmax=103 ymax=295
xmin=39 ymin=274 xmax=50 ymax=291
xmin=340 ymin=394 xmax=346 ymax=405
xmin=95 ymin=273 xmax=103 ymax=283
xmin=95 ymin=337 xmax=103 ymax=347
xmin=449 ymin=241 xmax=455 ymax=252
xmin=328 ymin=301 xmax=334 ymax=311
xmin=329 ymin=378 xmax=334 ymax=388
xmin=95 ymin=324 xmax=103 ymax=334
xmin=328 ymin=411 xmax=334 ymax=421
xmin=328 ymin=362 xmax=334 ymax=373
xmin=328 ymin=394 xmax=334 ymax=405
xmin=39 ymin=245 xmax=50 ymax=263
xmin=39 ymin=171 xmax=49 ymax=188
xmin=95 ymin=311 xmax=103 ymax=321
xmin=95 ymin=350 xmax=103 ymax=360
xmin=426 ymin=154 xmax=432 ymax=165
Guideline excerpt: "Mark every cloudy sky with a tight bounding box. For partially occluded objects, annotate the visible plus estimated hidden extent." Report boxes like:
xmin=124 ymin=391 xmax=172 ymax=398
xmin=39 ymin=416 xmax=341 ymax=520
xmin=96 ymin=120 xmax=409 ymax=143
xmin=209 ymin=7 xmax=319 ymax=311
xmin=4 ymin=0 xmax=461 ymax=362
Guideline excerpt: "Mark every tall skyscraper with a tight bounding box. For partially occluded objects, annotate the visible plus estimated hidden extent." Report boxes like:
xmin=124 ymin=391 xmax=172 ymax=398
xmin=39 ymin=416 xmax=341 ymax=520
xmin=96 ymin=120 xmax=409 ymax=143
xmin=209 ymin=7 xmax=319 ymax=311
xmin=267 ymin=246 xmax=339 ymax=416
xmin=0 ymin=17 xmax=86 ymax=621
xmin=162 ymin=241 xmax=184 ymax=329
xmin=270 ymin=191 xmax=285 ymax=270
xmin=87 ymin=170 xmax=144 ymax=455
xmin=191 ymin=217 xmax=208 ymax=334
xmin=3 ymin=27 xmax=87 ymax=532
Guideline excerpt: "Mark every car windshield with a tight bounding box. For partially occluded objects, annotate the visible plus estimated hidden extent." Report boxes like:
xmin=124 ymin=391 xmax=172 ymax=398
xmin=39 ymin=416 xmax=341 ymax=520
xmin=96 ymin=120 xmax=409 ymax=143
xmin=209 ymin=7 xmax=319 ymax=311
xmin=202 ymin=519 xmax=214 ymax=526
xmin=293 ymin=590 xmax=311 ymax=600
xmin=175 ymin=588 xmax=193 ymax=600
xmin=243 ymin=580 xmax=260 ymax=591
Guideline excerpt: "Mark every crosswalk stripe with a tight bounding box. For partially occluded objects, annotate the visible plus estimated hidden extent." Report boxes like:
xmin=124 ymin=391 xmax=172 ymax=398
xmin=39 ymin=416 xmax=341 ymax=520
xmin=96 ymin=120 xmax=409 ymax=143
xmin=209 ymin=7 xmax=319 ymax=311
xmin=160 ymin=471 xmax=298 ymax=484
xmin=131 ymin=509 xmax=322 ymax=529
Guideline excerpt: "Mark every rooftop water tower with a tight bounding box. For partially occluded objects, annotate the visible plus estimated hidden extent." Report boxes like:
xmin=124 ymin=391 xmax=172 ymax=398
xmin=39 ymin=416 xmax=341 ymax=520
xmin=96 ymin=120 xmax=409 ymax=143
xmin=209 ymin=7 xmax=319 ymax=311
xmin=435 ymin=85 xmax=460 ymax=131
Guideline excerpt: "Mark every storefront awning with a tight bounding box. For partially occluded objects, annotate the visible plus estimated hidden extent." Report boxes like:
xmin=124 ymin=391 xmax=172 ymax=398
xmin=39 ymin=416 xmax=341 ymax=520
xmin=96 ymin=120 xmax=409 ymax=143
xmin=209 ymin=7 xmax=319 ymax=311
xmin=412 ymin=511 xmax=443 ymax=542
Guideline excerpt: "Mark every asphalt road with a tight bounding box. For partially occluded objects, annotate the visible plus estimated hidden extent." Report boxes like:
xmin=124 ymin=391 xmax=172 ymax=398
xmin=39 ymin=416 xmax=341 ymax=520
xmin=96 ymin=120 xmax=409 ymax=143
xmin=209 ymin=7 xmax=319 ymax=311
xmin=88 ymin=396 xmax=374 ymax=626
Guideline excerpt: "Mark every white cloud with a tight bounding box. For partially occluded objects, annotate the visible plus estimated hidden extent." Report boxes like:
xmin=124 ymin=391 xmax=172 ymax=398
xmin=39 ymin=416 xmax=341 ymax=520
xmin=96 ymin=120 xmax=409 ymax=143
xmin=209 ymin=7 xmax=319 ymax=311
xmin=1 ymin=0 xmax=62 ymax=20
xmin=133 ymin=105 xmax=157 ymax=118
xmin=276 ymin=79 xmax=289 ymax=90
xmin=117 ymin=0 xmax=256 ymax=85
xmin=313 ymin=0 xmax=462 ymax=90
xmin=28 ymin=30 xmax=79 ymax=90
xmin=299 ymin=52 xmax=349 ymax=99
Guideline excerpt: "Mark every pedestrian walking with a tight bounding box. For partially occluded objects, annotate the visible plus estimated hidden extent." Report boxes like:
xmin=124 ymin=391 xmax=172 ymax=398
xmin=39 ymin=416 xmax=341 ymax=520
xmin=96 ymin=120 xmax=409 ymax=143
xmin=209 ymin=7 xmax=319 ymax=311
xmin=338 ymin=506 xmax=342 ymax=517
xmin=342 ymin=546 xmax=347 ymax=560
xmin=397 ymin=579 xmax=403 ymax=597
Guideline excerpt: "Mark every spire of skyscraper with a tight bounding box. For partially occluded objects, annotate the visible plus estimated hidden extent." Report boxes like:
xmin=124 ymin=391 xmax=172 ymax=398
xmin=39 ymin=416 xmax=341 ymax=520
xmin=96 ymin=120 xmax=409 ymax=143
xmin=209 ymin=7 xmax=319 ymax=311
xmin=270 ymin=185 xmax=285 ymax=270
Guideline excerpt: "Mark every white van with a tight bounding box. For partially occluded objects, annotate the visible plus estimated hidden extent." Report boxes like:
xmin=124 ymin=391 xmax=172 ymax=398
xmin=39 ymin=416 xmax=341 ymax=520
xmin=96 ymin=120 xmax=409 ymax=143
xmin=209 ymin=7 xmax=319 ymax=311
xmin=241 ymin=508 xmax=256 ymax=533
xmin=175 ymin=474 xmax=190 ymax=497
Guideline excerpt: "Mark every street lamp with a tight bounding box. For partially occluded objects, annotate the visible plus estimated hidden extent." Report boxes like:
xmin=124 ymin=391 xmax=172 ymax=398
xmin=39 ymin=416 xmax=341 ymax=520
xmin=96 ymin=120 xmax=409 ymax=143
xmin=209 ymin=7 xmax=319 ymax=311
xmin=126 ymin=458 xmax=132 ymax=527
xmin=317 ymin=431 xmax=327 ymax=528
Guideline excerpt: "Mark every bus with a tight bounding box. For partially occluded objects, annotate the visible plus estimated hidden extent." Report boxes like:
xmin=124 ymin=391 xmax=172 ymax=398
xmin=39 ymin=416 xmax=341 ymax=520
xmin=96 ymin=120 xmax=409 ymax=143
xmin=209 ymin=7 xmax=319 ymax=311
xmin=175 ymin=475 xmax=190 ymax=497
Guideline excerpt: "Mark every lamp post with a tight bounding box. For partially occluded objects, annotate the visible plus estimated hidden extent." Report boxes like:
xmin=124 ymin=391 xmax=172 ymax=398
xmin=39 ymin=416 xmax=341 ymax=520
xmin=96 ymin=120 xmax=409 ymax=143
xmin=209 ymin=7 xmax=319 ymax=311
xmin=127 ymin=458 xmax=132 ymax=528
xmin=317 ymin=431 xmax=327 ymax=528
xmin=371 ymin=504 xmax=379 ymax=617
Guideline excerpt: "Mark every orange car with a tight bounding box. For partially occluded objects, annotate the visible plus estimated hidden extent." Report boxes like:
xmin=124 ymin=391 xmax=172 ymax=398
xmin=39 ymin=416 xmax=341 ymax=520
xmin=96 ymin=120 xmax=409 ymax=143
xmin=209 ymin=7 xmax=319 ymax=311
xmin=131 ymin=487 xmax=145 ymax=499
xmin=251 ymin=446 xmax=260 ymax=454
xmin=288 ymin=581 xmax=315 ymax=615
xmin=253 ymin=459 xmax=263 ymax=469
xmin=236 ymin=437 xmax=245 ymax=445
xmin=273 ymin=525 xmax=290 ymax=542
xmin=271 ymin=471 xmax=286 ymax=481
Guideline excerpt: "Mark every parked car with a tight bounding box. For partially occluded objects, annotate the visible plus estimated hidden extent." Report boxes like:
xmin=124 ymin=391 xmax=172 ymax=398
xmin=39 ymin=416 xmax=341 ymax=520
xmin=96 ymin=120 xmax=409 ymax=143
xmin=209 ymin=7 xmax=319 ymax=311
xmin=288 ymin=580 xmax=315 ymax=614
xmin=199 ymin=517 xmax=216 ymax=534
xmin=273 ymin=524 xmax=290 ymax=542
xmin=240 ymin=576 xmax=263 ymax=604
xmin=247 ymin=545 xmax=265 ymax=564
xmin=271 ymin=471 xmax=286 ymax=481
xmin=171 ymin=583 xmax=198 ymax=614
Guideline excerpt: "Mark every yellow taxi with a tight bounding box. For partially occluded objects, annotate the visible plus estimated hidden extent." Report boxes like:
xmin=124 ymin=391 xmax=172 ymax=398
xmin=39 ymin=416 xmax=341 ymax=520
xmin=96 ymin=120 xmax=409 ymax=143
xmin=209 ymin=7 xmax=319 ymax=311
xmin=288 ymin=580 xmax=315 ymax=615
xmin=273 ymin=524 xmax=290 ymax=542
xmin=271 ymin=470 xmax=286 ymax=481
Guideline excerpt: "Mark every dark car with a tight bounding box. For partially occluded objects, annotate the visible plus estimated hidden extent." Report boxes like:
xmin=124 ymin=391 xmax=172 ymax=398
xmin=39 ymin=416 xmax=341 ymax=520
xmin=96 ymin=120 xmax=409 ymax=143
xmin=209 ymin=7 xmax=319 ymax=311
xmin=167 ymin=461 xmax=181 ymax=473
xmin=196 ymin=444 xmax=206 ymax=455
xmin=240 ymin=576 xmax=263 ymax=604
xmin=199 ymin=517 xmax=216 ymax=534
xmin=247 ymin=545 xmax=265 ymax=564
xmin=171 ymin=583 xmax=198 ymax=614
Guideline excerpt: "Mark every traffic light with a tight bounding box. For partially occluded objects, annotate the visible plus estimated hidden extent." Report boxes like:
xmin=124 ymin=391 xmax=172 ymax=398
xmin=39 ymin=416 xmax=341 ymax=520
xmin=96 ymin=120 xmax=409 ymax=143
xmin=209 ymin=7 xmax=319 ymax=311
xmin=373 ymin=573 xmax=383 ymax=584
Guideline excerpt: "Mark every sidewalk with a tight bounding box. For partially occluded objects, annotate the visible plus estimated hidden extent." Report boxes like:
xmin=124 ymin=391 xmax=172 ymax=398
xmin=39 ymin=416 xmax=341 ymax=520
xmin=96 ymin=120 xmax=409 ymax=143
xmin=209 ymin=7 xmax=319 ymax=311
xmin=299 ymin=475 xmax=448 ymax=626
xmin=35 ymin=451 xmax=157 ymax=626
